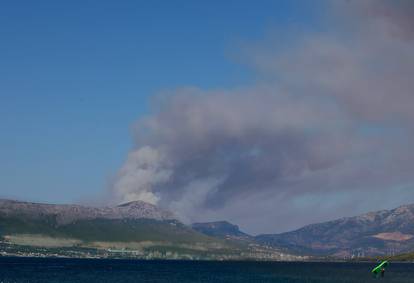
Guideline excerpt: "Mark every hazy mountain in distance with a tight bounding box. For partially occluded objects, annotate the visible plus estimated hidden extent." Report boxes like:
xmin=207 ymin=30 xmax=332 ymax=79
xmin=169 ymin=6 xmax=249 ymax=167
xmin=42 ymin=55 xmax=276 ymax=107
xmin=255 ymin=204 xmax=414 ymax=257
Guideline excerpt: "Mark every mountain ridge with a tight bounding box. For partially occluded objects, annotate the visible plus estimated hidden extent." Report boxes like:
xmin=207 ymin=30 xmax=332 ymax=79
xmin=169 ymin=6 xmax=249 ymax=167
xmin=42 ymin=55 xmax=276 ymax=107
xmin=190 ymin=203 xmax=414 ymax=257
xmin=0 ymin=198 xmax=299 ymax=260
xmin=255 ymin=203 xmax=414 ymax=257
xmin=0 ymin=198 xmax=175 ymax=225
xmin=2 ymin=198 xmax=414 ymax=258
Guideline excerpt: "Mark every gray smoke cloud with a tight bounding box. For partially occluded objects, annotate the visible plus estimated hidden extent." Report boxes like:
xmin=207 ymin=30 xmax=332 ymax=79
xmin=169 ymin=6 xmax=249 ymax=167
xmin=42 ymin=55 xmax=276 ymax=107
xmin=361 ymin=0 xmax=414 ymax=40
xmin=112 ymin=1 xmax=414 ymax=234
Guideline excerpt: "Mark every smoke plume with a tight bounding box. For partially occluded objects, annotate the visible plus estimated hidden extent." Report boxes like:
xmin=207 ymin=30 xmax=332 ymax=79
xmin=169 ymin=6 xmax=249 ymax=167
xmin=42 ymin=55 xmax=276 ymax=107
xmin=112 ymin=1 xmax=414 ymax=234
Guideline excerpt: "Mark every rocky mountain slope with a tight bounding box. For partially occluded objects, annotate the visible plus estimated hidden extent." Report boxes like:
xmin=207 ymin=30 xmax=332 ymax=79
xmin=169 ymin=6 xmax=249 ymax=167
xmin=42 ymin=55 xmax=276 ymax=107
xmin=0 ymin=199 xmax=174 ymax=225
xmin=0 ymin=199 xmax=297 ymax=260
xmin=0 ymin=199 xmax=232 ymax=258
xmin=255 ymin=204 xmax=414 ymax=257
xmin=4 ymin=198 xmax=412 ymax=259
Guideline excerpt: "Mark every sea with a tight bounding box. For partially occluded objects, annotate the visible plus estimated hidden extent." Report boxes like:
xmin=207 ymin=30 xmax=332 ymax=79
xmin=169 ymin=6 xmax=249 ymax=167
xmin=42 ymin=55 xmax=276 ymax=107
xmin=0 ymin=257 xmax=413 ymax=283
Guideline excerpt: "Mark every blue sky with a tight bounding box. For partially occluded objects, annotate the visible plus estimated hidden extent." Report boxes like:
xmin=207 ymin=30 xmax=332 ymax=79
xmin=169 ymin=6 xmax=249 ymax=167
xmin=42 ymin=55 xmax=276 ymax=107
xmin=0 ymin=1 xmax=324 ymax=204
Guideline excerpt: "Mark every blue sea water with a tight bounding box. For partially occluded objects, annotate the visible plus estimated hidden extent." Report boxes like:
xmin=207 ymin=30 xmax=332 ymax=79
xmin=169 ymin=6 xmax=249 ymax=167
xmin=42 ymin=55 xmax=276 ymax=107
xmin=0 ymin=257 xmax=413 ymax=283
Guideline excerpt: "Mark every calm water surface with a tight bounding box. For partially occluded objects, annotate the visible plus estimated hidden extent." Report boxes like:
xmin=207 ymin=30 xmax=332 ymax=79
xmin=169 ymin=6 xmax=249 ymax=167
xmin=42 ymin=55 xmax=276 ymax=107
xmin=0 ymin=257 xmax=413 ymax=283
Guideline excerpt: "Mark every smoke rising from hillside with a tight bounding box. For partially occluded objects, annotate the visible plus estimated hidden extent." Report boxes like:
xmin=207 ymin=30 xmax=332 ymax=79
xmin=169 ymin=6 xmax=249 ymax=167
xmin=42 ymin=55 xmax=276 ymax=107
xmin=112 ymin=1 xmax=414 ymax=233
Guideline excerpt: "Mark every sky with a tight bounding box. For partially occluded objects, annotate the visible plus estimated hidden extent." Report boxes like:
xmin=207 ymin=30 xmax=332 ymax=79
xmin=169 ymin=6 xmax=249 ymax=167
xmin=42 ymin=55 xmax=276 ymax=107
xmin=1 ymin=0 xmax=414 ymax=234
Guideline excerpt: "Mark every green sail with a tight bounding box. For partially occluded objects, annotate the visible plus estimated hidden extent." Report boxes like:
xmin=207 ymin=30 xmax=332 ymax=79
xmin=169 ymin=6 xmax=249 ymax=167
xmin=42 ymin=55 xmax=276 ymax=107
xmin=371 ymin=260 xmax=389 ymax=274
